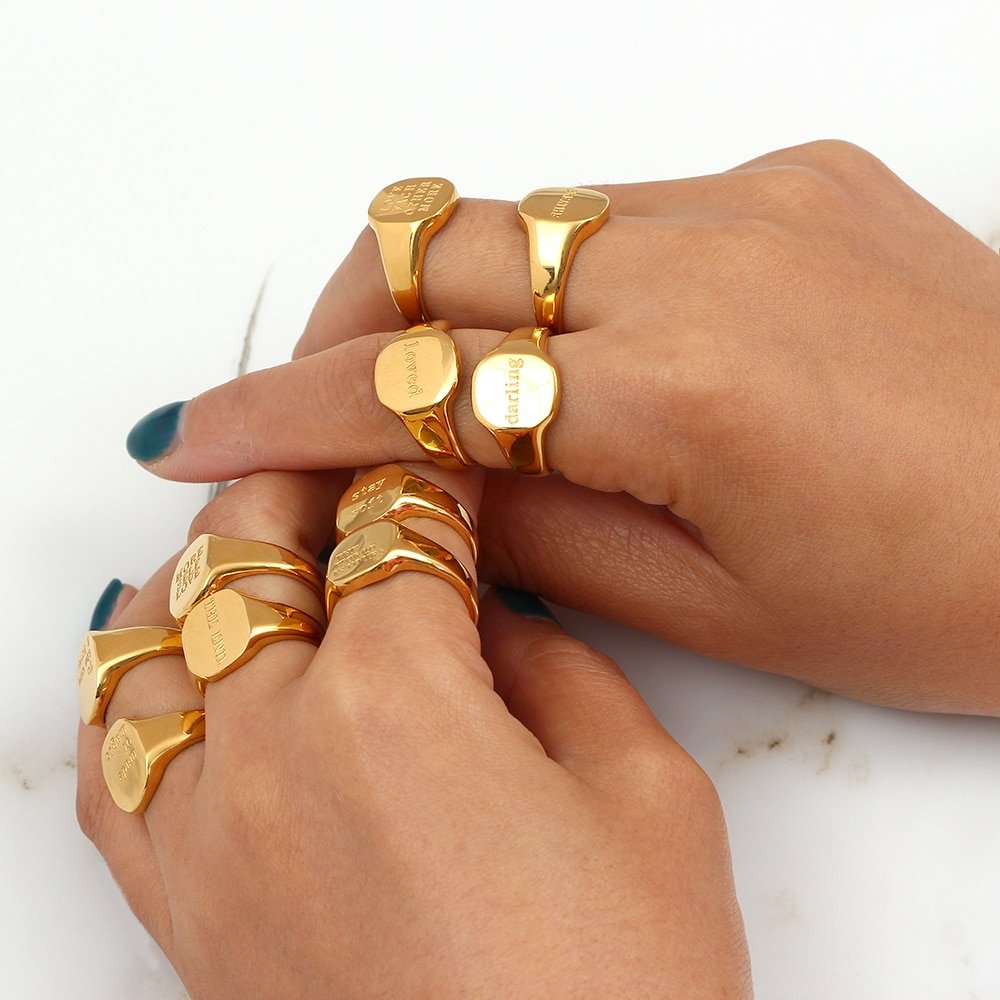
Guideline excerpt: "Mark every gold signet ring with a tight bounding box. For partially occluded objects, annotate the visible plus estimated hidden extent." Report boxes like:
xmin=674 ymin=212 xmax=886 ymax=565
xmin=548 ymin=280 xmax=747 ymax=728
xmin=374 ymin=322 xmax=471 ymax=469
xmin=170 ymin=534 xmax=324 ymax=623
xmin=368 ymin=177 xmax=458 ymax=324
xmin=77 ymin=627 xmax=184 ymax=726
xmin=182 ymin=589 xmax=324 ymax=687
xmin=326 ymin=520 xmax=478 ymax=624
xmin=517 ymin=187 xmax=610 ymax=333
xmin=336 ymin=463 xmax=478 ymax=559
xmin=102 ymin=710 xmax=206 ymax=814
xmin=471 ymin=326 xmax=559 ymax=476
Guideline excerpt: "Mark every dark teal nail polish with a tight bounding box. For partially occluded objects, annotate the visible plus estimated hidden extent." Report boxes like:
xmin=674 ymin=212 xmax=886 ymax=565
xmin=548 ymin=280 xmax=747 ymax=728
xmin=90 ymin=579 xmax=123 ymax=631
xmin=494 ymin=587 xmax=559 ymax=624
xmin=317 ymin=542 xmax=335 ymax=566
xmin=126 ymin=401 xmax=185 ymax=462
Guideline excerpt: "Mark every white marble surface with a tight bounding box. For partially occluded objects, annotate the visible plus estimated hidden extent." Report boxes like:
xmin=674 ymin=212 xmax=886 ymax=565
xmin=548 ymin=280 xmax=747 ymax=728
xmin=3 ymin=3 xmax=1000 ymax=997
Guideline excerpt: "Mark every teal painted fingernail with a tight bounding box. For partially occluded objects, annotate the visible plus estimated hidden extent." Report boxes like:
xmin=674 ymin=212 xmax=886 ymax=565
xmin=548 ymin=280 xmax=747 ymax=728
xmin=317 ymin=542 xmax=335 ymax=566
xmin=494 ymin=587 xmax=559 ymax=624
xmin=126 ymin=401 xmax=185 ymax=462
xmin=90 ymin=579 xmax=123 ymax=631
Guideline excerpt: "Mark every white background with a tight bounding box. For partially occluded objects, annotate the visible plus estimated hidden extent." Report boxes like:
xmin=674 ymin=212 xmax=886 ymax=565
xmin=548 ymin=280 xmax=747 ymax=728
xmin=2 ymin=2 xmax=999 ymax=997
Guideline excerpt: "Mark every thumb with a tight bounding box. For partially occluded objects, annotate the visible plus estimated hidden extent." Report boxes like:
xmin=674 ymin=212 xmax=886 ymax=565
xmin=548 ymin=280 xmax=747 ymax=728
xmin=479 ymin=587 xmax=697 ymax=795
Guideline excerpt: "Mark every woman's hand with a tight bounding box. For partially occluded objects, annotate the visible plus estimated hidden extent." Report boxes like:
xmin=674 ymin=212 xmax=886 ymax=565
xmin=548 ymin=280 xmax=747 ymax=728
xmin=123 ymin=140 xmax=1000 ymax=715
xmin=78 ymin=468 xmax=749 ymax=1000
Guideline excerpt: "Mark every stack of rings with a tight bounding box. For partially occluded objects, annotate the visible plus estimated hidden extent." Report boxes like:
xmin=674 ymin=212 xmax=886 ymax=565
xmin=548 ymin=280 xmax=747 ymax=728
xmin=79 ymin=535 xmax=327 ymax=813
xmin=370 ymin=176 xmax=610 ymax=476
xmin=326 ymin=464 xmax=479 ymax=624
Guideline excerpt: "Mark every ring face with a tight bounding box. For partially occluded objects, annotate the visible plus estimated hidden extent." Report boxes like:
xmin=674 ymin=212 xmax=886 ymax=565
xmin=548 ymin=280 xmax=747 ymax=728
xmin=326 ymin=520 xmax=478 ymax=623
xmin=77 ymin=627 xmax=184 ymax=726
xmin=471 ymin=328 xmax=560 ymax=475
xmin=517 ymin=187 xmax=610 ymax=332
xmin=102 ymin=710 xmax=206 ymax=813
xmin=169 ymin=533 xmax=323 ymax=623
xmin=182 ymin=589 xmax=323 ymax=684
xmin=368 ymin=177 xmax=458 ymax=324
xmin=335 ymin=463 xmax=477 ymax=557
xmin=374 ymin=326 xmax=470 ymax=469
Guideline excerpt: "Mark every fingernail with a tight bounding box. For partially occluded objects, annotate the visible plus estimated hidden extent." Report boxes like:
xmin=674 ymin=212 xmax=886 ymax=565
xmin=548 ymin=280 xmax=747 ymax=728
xmin=317 ymin=542 xmax=336 ymax=566
xmin=126 ymin=401 xmax=186 ymax=462
xmin=494 ymin=587 xmax=559 ymax=624
xmin=90 ymin=578 xmax=124 ymax=631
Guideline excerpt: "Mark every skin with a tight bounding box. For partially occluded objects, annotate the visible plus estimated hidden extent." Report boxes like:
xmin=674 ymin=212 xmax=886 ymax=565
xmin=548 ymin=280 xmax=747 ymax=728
xmin=77 ymin=468 xmax=751 ymax=999
xmin=130 ymin=139 xmax=1000 ymax=715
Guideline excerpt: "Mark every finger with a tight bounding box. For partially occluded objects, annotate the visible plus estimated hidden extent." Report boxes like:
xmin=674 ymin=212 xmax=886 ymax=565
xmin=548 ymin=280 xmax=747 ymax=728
xmin=475 ymin=472 xmax=761 ymax=664
xmin=305 ymin=463 xmax=488 ymax=700
xmin=293 ymin=200 xmax=638 ymax=358
xmin=76 ymin=720 xmax=173 ymax=947
xmin=125 ymin=327 xmax=678 ymax=504
xmin=99 ymin=556 xmax=206 ymax=828
xmin=89 ymin=579 xmax=139 ymax=631
xmin=477 ymin=587 xmax=693 ymax=797
xmin=182 ymin=470 xmax=350 ymax=718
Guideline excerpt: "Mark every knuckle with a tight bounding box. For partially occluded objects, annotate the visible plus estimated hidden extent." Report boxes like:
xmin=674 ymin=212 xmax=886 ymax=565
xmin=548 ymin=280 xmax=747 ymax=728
xmin=749 ymin=164 xmax=843 ymax=215
xmin=187 ymin=472 xmax=309 ymax=550
xmin=622 ymin=743 xmax=722 ymax=816
xmin=783 ymin=138 xmax=888 ymax=183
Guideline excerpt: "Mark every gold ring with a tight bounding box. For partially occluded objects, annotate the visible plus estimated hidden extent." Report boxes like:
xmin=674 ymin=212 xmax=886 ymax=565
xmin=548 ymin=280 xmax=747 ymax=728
xmin=471 ymin=326 xmax=559 ymax=476
xmin=102 ymin=710 xmax=206 ymax=814
xmin=374 ymin=322 xmax=470 ymax=469
xmin=517 ymin=186 xmax=610 ymax=333
xmin=170 ymin=533 xmax=324 ymax=623
xmin=326 ymin=520 xmax=478 ymax=623
xmin=182 ymin=589 xmax=324 ymax=687
xmin=368 ymin=177 xmax=458 ymax=324
xmin=336 ymin=463 xmax=478 ymax=559
xmin=77 ymin=627 xmax=184 ymax=726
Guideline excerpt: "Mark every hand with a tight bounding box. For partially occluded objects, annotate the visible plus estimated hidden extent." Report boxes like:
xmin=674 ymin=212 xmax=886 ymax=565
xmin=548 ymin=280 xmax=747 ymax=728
xmin=78 ymin=468 xmax=749 ymax=999
xmin=122 ymin=140 xmax=1000 ymax=715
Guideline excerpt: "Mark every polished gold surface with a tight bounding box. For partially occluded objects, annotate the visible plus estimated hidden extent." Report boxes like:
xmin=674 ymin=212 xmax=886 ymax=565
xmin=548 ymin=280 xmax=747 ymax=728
xmin=368 ymin=177 xmax=458 ymax=324
xmin=471 ymin=326 xmax=559 ymax=475
xmin=336 ymin=463 xmax=478 ymax=558
xmin=170 ymin=533 xmax=324 ymax=623
xmin=326 ymin=520 xmax=478 ymax=623
xmin=517 ymin=187 xmax=609 ymax=332
xmin=374 ymin=323 xmax=470 ymax=469
xmin=102 ymin=710 xmax=205 ymax=814
xmin=182 ymin=589 xmax=324 ymax=686
xmin=77 ymin=627 xmax=184 ymax=726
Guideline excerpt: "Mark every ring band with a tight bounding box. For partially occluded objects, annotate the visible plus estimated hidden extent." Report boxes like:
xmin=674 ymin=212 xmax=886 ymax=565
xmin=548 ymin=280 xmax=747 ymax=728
xmin=170 ymin=533 xmax=324 ymax=623
xmin=182 ymin=589 xmax=324 ymax=687
xmin=471 ymin=326 xmax=559 ymax=476
xmin=336 ymin=464 xmax=478 ymax=559
xmin=517 ymin=186 xmax=610 ymax=333
xmin=326 ymin=520 xmax=478 ymax=623
xmin=374 ymin=323 xmax=470 ymax=469
xmin=77 ymin=627 xmax=184 ymax=726
xmin=102 ymin=710 xmax=206 ymax=814
xmin=368 ymin=177 xmax=458 ymax=324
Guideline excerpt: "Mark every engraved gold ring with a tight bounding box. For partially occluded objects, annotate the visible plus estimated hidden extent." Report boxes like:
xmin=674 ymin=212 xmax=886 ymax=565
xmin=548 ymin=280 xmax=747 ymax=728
xmin=326 ymin=520 xmax=478 ymax=624
xmin=102 ymin=710 xmax=206 ymax=814
xmin=471 ymin=187 xmax=609 ymax=476
xmin=182 ymin=589 xmax=324 ymax=688
xmin=374 ymin=322 xmax=470 ymax=469
xmin=336 ymin=463 xmax=478 ymax=559
xmin=368 ymin=177 xmax=458 ymax=325
xmin=170 ymin=533 xmax=324 ymax=623
xmin=77 ymin=626 xmax=184 ymax=726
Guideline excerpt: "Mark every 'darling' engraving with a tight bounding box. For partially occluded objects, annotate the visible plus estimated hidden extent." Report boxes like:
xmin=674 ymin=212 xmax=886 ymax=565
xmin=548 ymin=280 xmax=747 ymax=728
xmin=504 ymin=357 xmax=525 ymax=425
